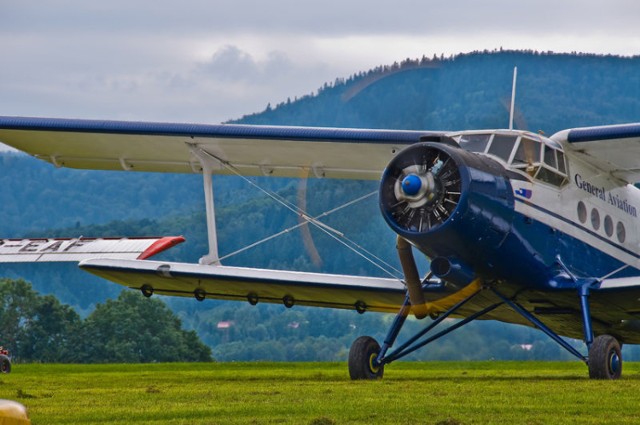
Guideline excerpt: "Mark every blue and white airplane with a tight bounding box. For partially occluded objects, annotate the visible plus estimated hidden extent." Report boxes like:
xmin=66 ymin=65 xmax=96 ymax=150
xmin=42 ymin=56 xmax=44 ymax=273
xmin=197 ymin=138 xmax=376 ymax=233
xmin=1 ymin=115 xmax=640 ymax=380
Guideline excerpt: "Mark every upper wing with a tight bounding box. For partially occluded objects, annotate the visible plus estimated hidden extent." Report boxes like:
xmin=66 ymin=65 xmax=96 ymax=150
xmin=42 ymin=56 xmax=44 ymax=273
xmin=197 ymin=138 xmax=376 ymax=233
xmin=0 ymin=236 xmax=184 ymax=263
xmin=552 ymin=123 xmax=640 ymax=183
xmin=0 ymin=116 xmax=437 ymax=180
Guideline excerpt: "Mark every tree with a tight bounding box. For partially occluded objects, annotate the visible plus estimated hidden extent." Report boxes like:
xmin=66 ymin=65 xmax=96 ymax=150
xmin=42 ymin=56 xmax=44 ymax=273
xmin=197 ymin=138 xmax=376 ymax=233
xmin=20 ymin=294 xmax=83 ymax=362
xmin=78 ymin=291 xmax=213 ymax=363
xmin=0 ymin=279 xmax=213 ymax=363
xmin=0 ymin=279 xmax=82 ymax=362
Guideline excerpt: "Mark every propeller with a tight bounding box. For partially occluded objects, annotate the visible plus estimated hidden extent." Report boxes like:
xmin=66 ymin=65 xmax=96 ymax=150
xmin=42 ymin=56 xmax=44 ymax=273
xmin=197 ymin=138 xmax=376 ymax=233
xmin=297 ymin=174 xmax=323 ymax=268
xmin=382 ymin=145 xmax=462 ymax=233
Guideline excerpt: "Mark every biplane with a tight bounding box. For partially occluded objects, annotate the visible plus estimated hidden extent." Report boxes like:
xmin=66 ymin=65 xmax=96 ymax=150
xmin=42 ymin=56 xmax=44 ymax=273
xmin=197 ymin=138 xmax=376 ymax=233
xmin=1 ymin=115 xmax=640 ymax=380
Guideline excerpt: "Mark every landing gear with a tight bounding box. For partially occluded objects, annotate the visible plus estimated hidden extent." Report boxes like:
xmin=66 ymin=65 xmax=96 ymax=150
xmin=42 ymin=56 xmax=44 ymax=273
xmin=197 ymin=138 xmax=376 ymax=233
xmin=348 ymin=336 xmax=383 ymax=380
xmin=348 ymin=243 xmax=624 ymax=380
xmin=588 ymin=335 xmax=622 ymax=380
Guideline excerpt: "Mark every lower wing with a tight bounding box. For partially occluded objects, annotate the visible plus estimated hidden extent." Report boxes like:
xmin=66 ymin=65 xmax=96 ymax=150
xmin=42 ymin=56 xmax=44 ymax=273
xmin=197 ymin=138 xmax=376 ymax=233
xmin=79 ymin=258 xmax=408 ymax=313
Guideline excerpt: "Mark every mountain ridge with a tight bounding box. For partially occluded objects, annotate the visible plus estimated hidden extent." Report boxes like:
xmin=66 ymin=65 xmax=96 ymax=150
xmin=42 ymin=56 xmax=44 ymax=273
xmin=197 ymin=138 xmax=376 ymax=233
xmin=2 ymin=50 xmax=639 ymax=360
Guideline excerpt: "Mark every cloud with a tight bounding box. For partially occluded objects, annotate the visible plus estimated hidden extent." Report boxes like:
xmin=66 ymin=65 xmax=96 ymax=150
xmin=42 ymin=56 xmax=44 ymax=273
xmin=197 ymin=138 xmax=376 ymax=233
xmin=0 ymin=0 xmax=637 ymax=128
xmin=3 ymin=0 xmax=639 ymax=38
xmin=198 ymin=45 xmax=263 ymax=82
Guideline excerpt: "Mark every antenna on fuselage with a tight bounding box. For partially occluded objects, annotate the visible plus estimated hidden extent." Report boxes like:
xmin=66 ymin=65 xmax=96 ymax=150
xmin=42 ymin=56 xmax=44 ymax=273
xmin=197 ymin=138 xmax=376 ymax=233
xmin=509 ymin=66 xmax=517 ymax=130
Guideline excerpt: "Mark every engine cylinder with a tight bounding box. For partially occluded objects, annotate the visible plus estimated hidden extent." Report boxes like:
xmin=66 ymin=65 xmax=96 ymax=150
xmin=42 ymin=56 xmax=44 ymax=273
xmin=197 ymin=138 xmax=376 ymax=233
xmin=379 ymin=142 xmax=515 ymax=277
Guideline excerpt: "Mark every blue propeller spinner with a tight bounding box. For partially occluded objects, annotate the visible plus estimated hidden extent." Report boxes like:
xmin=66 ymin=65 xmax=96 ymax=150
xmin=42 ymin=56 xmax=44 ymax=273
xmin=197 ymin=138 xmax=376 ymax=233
xmin=401 ymin=174 xmax=422 ymax=196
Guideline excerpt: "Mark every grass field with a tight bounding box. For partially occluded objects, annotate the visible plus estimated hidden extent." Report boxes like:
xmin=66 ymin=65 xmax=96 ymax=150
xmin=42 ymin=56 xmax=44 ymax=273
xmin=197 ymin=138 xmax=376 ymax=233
xmin=1 ymin=361 xmax=640 ymax=424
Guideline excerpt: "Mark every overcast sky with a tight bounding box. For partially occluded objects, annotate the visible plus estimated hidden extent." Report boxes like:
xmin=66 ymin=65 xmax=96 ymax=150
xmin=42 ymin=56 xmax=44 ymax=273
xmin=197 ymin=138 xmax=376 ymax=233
xmin=0 ymin=1 xmax=638 ymax=126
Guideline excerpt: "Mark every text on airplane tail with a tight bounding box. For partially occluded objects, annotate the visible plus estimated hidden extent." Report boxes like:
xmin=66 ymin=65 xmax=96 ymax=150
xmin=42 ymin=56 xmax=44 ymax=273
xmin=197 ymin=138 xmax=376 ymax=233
xmin=0 ymin=236 xmax=185 ymax=263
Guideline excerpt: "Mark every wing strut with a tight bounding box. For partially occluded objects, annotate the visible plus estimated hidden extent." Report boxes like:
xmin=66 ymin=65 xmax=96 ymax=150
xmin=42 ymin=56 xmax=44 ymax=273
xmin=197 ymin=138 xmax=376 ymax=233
xmin=189 ymin=145 xmax=221 ymax=265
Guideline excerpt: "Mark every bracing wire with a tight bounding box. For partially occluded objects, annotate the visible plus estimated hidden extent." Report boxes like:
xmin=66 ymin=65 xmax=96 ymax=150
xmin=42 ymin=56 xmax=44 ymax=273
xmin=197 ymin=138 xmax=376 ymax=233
xmin=219 ymin=191 xmax=375 ymax=261
xmin=198 ymin=149 xmax=404 ymax=279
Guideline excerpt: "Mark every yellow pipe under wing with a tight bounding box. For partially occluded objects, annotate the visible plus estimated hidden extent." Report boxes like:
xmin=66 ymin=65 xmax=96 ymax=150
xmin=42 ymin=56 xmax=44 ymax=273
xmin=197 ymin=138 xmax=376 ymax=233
xmin=422 ymin=278 xmax=483 ymax=316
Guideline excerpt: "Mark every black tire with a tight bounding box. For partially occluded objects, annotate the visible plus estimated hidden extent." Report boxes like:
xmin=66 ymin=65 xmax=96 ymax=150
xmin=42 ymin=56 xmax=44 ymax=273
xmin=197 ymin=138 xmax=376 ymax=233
xmin=348 ymin=336 xmax=384 ymax=380
xmin=0 ymin=355 xmax=11 ymax=374
xmin=588 ymin=335 xmax=622 ymax=379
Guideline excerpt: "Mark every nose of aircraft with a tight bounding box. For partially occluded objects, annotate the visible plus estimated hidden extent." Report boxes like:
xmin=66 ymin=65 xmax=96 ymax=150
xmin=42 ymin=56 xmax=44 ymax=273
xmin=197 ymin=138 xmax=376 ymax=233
xmin=380 ymin=142 xmax=463 ymax=234
xmin=401 ymin=174 xmax=422 ymax=196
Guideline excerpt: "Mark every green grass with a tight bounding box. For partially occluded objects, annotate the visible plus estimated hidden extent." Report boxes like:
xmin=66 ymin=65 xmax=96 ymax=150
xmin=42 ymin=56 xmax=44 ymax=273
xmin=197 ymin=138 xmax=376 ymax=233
xmin=2 ymin=361 xmax=640 ymax=424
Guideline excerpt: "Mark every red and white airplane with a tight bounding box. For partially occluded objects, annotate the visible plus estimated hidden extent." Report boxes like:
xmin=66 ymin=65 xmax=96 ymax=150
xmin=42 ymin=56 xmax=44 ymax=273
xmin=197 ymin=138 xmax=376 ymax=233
xmin=1 ymin=115 xmax=640 ymax=380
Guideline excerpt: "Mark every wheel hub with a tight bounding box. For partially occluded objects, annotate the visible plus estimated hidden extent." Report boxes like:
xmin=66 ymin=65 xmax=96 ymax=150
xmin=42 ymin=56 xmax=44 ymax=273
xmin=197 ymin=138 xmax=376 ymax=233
xmin=368 ymin=353 xmax=381 ymax=373
xmin=609 ymin=351 xmax=621 ymax=375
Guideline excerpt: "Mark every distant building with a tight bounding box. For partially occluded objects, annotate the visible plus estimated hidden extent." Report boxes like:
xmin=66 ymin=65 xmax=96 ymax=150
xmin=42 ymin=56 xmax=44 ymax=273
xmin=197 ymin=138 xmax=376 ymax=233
xmin=217 ymin=321 xmax=234 ymax=344
xmin=217 ymin=321 xmax=234 ymax=329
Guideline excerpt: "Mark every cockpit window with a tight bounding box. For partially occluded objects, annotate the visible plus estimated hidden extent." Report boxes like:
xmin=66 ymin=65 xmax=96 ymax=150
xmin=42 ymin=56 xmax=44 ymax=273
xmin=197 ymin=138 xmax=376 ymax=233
xmin=454 ymin=131 xmax=568 ymax=188
xmin=536 ymin=167 xmax=567 ymax=186
xmin=534 ymin=145 xmax=568 ymax=186
xmin=512 ymin=138 xmax=540 ymax=166
xmin=487 ymin=134 xmax=518 ymax=162
xmin=543 ymin=145 xmax=557 ymax=168
xmin=556 ymin=151 xmax=567 ymax=174
xmin=458 ymin=134 xmax=491 ymax=153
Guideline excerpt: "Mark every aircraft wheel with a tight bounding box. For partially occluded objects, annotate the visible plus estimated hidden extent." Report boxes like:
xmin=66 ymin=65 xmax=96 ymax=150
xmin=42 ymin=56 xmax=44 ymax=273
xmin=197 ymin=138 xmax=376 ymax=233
xmin=0 ymin=355 xmax=11 ymax=374
xmin=588 ymin=334 xmax=622 ymax=380
xmin=348 ymin=336 xmax=384 ymax=380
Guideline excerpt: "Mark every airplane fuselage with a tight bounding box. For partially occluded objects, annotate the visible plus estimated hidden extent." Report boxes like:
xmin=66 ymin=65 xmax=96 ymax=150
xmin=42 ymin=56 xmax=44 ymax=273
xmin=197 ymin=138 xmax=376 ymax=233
xmin=380 ymin=129 xmax=640 ymax=293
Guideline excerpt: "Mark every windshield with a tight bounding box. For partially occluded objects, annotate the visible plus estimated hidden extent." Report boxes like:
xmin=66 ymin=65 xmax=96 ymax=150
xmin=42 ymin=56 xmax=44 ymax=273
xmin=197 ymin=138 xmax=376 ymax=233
xmin=455 ymin=131 xmax=568 ymax=187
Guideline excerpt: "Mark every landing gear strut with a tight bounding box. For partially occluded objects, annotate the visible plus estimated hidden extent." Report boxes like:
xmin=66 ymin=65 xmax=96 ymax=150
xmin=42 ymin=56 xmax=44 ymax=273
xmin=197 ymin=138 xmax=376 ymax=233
xmin=348 ymin=240 xmax=625 ymax=380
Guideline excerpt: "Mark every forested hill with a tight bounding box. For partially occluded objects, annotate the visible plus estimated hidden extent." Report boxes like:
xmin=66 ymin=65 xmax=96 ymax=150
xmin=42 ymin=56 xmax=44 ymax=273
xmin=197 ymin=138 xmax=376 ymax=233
xmin=233 ymin=50 xmax=640 ymax=134
xmin=2 ymin=50 xmax=640 ymax=361
xmin=3 ymin=50 xmax=638 ymax=239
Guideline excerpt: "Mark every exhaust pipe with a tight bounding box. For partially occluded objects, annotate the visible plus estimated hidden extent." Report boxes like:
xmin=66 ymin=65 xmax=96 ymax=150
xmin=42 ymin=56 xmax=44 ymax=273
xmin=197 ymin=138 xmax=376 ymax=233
xmin=396 ymin=236 xmax=429 ymax=319
xmin=430 ymin=257 xmax=475 ymax=287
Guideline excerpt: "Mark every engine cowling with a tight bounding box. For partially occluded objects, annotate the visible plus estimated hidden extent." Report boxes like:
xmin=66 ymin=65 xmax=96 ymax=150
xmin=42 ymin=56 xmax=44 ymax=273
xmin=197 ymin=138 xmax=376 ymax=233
xmin=379 ymin=142 xmax=515 ymax=282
